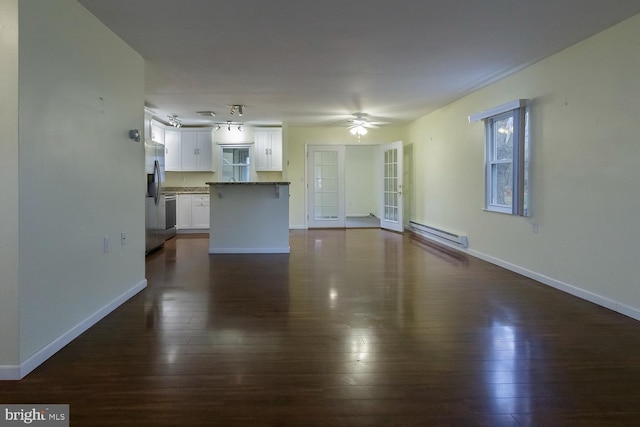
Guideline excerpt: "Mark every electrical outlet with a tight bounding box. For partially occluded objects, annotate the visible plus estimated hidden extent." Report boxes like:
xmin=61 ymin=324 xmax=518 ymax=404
xmin=532 ymin=222 xmax=539 ymax=233
xmin=103 ymin=237 xmax=111 ymax=253
xmin=121 ymin=232 xmax=127 ymax=246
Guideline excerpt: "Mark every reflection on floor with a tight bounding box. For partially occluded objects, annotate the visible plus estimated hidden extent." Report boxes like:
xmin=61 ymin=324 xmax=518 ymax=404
xmin=346 ymin=215 xmax=380 ymax=228
xmin=2 ymin=230 xmax=640 ymax=425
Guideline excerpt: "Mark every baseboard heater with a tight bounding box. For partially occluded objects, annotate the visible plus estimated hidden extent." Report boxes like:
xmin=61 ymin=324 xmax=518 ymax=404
xmin=408 ymin=221 xmax=469 ymax=248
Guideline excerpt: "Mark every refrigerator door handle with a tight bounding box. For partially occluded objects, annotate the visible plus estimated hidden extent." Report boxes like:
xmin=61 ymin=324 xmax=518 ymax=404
xmin=153 ymin=160 xmax=161 ymax=205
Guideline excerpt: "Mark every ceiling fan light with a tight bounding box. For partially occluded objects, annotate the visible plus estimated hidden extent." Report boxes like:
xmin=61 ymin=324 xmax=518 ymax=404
xmin=350 ymin=125 xmax=368 ymax=136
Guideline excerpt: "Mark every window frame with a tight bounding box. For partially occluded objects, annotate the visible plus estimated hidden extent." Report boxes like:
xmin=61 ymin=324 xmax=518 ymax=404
xmin=219 ymin=144 xmax=252 ymax=182
xmin=470 ymin=99 xmax=529 ymax=216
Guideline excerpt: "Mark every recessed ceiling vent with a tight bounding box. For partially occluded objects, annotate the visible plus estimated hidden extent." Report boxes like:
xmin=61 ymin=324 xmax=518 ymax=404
xmin=196 ymin=111 xmax=216 ymax=117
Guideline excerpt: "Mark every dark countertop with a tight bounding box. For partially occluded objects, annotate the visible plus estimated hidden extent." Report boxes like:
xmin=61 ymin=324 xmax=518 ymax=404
xmin=163 ymin=186 xmax=209 ymax=194
xmin=206 ymin=182 xmax=290 ymax=185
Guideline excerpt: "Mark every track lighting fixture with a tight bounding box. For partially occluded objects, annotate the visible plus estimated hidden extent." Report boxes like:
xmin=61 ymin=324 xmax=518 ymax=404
xmin=213 ymin=120 xmax=244 ymax=132
xmin=167 ymin=114 xmax=182 ymax=128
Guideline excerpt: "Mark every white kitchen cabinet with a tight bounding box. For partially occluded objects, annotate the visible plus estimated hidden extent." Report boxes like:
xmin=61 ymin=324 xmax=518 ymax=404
xmin=191 ymin=195 xmax=210 ymax=229
xmin=254 ymin=128 xmax=282 ymax=172
xmin=150 ymin=122 xmax=165 ymax=144
xmin=164 ymin=130 xmax=181 ymax=171
xmin=177 ymin=194 xmax=193 ymax=229
xmin=176 ymin=194 xmax=210 ymax=231
xmin=164 ymin=130 xmax=214 ymax=172
xmin=181 ymin=131 xmax=213 ymax=172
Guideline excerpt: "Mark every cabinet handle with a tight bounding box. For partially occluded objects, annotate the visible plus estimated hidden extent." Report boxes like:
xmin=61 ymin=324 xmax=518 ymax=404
xmin=265 ymin=148 xmax=269 ymax=155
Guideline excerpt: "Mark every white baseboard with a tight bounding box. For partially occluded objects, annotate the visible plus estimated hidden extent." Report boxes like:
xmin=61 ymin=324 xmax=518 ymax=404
xmin=176 ymin=229 xmax=209 ymax=234
xmin=209 ymin=247 xmax=290 ymax=254
xmin=0 ymin=279 xmax=147 ymax=380
xmin=289 ymin=225 xmax=307 ymax=230
xmin=407 ymin=228 xmax=640 ymax=322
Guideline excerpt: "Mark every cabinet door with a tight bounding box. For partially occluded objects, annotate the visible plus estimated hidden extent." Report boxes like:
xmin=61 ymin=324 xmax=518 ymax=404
xmin=177 ymin=194 xmax=192 ymax=229
xmin=191 ymin=195 xmax=210 ymax=229
xmin=180 ymin=132 xmax=198 ymax=171
xmin=196 ymin=131 xmax=213 ymax=171
xmin=269 ymin=129 xmax=283 ymax=171
xmin=255 ymin=129 xmax=282 ymax=171
xmin=255 ymin=131 xmax=270 ymax=171
xmin=151 ymin=123 xmax=165 ymax=144
xmin=165 ymin=130 xmax=181 ymax=171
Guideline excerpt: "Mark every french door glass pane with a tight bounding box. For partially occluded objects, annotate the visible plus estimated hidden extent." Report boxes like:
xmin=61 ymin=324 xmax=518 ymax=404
xmin=313 ymin=151 xmax=339 ymax=219
xmin=384 ymin=148 xmax=399 ymax=223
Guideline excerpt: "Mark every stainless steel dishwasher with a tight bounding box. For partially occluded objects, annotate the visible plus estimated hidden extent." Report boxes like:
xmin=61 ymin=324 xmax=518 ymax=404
xmin=164 ymin=194 xmax=177 ymax=240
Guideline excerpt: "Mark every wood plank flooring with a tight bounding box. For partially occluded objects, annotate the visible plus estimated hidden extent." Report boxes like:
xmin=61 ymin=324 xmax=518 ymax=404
xmin=2 ymin=229 xmax=640 ymax=425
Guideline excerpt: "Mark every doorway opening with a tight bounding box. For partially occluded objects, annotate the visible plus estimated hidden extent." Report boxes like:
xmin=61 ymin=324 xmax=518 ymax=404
xmin=306 ymin=142 xmax=408 ymax=231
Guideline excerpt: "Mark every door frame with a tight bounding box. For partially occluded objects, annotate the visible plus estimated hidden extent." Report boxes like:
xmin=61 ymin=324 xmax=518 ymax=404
xmin=380 ymin=140 xmax=404 ymax=232
xmin=305 ymin=141 xmax=405 ymax=231
xmin=306 ymin=144 xmax=346 ymax=228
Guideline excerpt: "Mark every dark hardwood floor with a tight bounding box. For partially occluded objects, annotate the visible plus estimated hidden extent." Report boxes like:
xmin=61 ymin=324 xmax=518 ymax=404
xmin=2 ymin=230 xmax=640 ymax=426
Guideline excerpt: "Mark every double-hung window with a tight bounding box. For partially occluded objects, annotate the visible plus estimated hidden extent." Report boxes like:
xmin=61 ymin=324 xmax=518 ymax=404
xmin=470 ymin=99 xmax=529 ymax=216
xmin=220 ymin=145 xmax=251 ymax=182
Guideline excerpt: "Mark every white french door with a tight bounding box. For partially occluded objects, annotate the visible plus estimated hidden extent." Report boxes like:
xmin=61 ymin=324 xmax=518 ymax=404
xmin=380 ymin=141 xmax=404 ymax=232
xmin=307 ymin=145 xmax=345 ymax=228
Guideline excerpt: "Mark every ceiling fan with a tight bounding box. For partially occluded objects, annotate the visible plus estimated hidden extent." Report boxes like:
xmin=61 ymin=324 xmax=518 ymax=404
xmin=347 ymin=113 xmax=386 ymax=137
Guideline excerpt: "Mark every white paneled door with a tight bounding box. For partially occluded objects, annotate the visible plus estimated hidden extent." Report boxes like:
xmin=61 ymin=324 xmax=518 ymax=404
xmin=307 ymin=145 xmax=345 ymax=228
xmin=380 ymin=141 xmax=403 ymax=232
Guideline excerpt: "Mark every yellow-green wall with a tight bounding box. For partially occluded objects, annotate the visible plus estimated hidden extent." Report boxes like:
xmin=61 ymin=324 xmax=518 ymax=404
xmin=405 ymin=13 xmax=640 ymax=316
xmin=285 ymin=126 xmax=406 ymax=228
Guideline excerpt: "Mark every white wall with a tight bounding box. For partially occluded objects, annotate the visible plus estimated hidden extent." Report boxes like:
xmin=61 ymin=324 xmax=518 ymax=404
xmin=406 ymin=13 xmax=640 ymax=318
xmin=13 ymin=0 xmax=146 ymax=375
xmin=0 ymin=0 xmax=20 ymax=371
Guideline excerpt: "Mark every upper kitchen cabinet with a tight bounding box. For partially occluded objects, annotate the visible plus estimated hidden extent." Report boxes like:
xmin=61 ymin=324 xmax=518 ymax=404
xmin=165 ymin=129 xmax=214 ymax=172
xmin=150 ymin=122 xmax=165 ymax=144
xmin=181 ymin=131 xmax=213 ymax=171
xmin=254 ymin=128 xmax=283 ymax=172
xmin=165 ymin=129 xmax=181 ymax=171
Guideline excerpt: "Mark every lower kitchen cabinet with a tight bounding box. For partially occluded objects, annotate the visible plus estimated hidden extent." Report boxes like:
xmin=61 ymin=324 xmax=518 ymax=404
xmin=177 ymin=194 xmax=210 ymax=231
xmin=191 ymin=195 xmax=210 ymax=228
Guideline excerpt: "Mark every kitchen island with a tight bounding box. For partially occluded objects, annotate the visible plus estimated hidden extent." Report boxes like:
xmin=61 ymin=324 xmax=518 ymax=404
xmin=205 ymin=182 xmax=290 ymax=254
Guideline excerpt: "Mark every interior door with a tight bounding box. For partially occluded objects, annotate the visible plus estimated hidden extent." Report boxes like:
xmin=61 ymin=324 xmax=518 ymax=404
xmin=307 ymin=145 xmax=345 ymax=228
xmin=380 ymin=141 xmax=404 ymax=232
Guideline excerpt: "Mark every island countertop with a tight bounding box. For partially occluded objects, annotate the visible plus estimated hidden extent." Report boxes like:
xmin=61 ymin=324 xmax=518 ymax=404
xmin=206 ymin=182 xmax=290 ymax=185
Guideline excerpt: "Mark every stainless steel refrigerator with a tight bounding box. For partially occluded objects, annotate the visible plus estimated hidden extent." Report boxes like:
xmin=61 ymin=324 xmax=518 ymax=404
xmin=145 ymin=130 xmax=166 ymax=254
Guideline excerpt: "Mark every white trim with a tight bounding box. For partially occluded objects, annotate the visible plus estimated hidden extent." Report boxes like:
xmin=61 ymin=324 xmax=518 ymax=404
xmin=0 ymin=279 xmax=147 ymax=380
xmin=469 ymin=99 xmax=528 ymax=123
xmin=209 ymin=247 xmax=290 ymax=254
xmin=176 ymin=229 xmax=209 ymax=234
xmin=289 ymin=225 xmax=307 ymax=230
xmin=406 ymin=228 xmax=640 ymax=322
xmin=0 ymin=366 xmax=20 ymax=381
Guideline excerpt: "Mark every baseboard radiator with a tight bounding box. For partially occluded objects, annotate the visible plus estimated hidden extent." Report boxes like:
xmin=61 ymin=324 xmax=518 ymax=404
xmin=408 ymin=221 xmax=469 ymax=248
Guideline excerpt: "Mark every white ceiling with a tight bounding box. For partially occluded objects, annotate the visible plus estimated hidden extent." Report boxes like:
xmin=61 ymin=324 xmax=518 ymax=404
xmin=78 ymin=0 xmax=640 ymax=128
